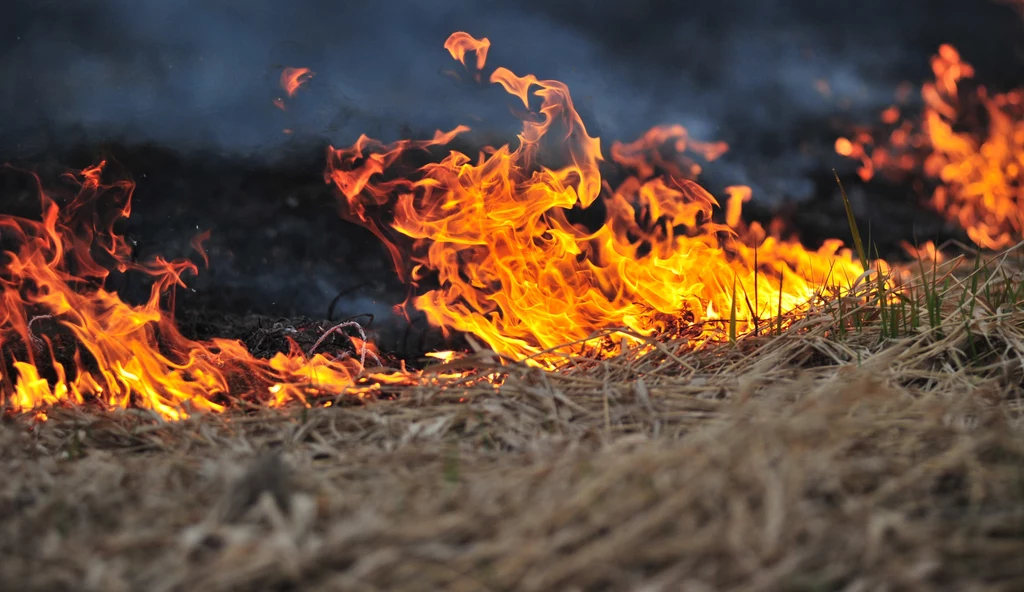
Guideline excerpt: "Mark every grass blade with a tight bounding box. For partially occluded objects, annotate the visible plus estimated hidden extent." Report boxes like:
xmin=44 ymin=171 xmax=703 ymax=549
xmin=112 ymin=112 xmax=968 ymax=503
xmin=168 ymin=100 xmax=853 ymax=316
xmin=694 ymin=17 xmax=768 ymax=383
xmin=729 ymin=275 xmax=738 ymax=345
xmin=777 ymin=273 xmax=784 ymax=335
xmin=834 ymin=170 xmax=868 ymax=270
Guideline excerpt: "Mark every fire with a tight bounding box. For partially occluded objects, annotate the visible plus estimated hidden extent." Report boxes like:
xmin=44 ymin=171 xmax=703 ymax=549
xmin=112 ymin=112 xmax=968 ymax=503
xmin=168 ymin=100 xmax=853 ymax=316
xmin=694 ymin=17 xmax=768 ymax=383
xmin=837 ymin=44 xmax=1024 ymax=250
xmin=326 ymin=32 xmax=866 ymax=363
xmin=17 ymin=32 xmax=959 ymax=419
xmin=0 ymin=163 xmax=368 ymax=420
xmin=280 ymin=67 xmax=314 ymax=98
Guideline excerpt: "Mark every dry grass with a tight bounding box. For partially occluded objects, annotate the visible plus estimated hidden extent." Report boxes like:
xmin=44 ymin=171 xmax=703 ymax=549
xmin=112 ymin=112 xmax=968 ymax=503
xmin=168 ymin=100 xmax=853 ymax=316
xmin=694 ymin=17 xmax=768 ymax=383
xmin=2 ymin=252 xmax=1024 ymax=591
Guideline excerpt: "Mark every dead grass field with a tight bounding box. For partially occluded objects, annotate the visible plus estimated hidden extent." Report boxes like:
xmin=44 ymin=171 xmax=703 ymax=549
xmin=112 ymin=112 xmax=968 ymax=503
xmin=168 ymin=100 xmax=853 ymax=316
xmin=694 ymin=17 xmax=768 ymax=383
xmin=4 ymin=250 xmax=1024 ymax=591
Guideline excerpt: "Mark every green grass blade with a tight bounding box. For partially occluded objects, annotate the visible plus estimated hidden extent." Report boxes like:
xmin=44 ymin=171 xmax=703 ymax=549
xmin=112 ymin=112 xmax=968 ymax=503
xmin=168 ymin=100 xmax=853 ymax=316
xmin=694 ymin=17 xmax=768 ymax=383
xmin=835 ymin=170 xmax=868 ymax=271
xmin=729 ymin=275 xmax=738 ymax=345
xmin=777 ymin=273 xmax=784 ymax=336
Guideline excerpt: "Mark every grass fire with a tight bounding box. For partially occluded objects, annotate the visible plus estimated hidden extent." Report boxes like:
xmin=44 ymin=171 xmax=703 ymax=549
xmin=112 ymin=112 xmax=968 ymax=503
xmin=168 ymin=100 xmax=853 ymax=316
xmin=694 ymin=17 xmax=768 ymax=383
xmin=2 ymin=5 xmax=1023 ymax=590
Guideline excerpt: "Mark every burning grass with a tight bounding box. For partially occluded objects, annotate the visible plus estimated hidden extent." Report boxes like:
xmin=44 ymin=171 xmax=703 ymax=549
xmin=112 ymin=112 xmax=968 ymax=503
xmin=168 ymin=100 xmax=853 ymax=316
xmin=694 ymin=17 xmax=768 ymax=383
xmin=326 ymin=34 xmax=867 ymax=363
xmin=837 ymin=44 xmax=1024 ymax=250
xmin=2 ymin=25 xmax=1024 ymax=591
xmin=0 ymin=32 xmax=877 ymax=420
xmin=3 ymin=249 xmax=1024 ymax=590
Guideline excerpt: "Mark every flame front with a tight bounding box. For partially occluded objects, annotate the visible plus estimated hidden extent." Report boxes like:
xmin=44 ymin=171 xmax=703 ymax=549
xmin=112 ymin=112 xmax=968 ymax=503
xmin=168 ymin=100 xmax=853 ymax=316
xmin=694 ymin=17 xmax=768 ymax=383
xmin=837 ymin=44 xmax=1024 ymax=250
xmin=0 ymin=163 xmax=366 ymax=420
xmin=326 ymin=33 xmax=866 ymax=363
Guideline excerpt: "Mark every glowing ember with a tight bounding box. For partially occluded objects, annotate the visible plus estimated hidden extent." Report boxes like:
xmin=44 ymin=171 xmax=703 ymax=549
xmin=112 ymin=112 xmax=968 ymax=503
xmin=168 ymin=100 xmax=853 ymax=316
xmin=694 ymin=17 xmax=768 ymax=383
xmin=326 ymin=32 xmax=866 ymax=363
xmin=837 ymin=44 xmax=1024 ymax=250
xmin=0 ymin=163 xmax=368 ymax=420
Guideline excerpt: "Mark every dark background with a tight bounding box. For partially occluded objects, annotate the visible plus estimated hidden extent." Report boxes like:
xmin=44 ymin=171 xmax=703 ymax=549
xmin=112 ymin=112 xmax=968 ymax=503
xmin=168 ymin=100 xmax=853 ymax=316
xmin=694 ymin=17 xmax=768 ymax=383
xmin=1 ymin=0 xmax=1022 ymax=352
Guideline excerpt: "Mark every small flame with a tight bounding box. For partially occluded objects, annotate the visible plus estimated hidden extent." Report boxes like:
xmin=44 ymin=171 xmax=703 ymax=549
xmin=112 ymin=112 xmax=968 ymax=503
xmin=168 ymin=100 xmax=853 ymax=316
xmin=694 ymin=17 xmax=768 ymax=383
xmin=901 ymin=240 xmax=945 ymax=264
xmin=280 ymin=67 xmax=314 ymax=98
xmin=425 ymin=350 xmax=458 ymax=363
xmin=443 ymin=32 xmax=490 ymax=70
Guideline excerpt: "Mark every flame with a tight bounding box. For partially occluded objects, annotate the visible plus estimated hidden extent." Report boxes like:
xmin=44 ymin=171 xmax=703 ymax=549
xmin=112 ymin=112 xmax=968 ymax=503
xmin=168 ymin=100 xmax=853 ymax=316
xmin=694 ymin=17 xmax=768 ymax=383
xmin=900 ymin=240 xmax=945 ymax=265
xmin=280 ymin=67 xmax=314 ymax=98
xmin=837 ymin=44 xmax=1024 ymax=250
xmin=3 ymin=33 xmax=897 ymax=419
xmin=424 ymin=350 xmax=458 ymax=363
xmin=444 ymin=32 xmax=490 ymax=70
xmin=0 ymin=163 xmax=369 ymax=420
xmin=326 ymin=32 xmax=866 ymax=363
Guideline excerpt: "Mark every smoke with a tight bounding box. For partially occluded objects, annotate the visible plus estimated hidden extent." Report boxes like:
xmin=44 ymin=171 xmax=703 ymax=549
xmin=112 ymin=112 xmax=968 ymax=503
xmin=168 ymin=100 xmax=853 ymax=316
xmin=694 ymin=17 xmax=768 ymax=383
xmin=1 ymin=0 xmax=1020 ymax=335
xmin=2 ymin=0 xmax=1020 ymax=193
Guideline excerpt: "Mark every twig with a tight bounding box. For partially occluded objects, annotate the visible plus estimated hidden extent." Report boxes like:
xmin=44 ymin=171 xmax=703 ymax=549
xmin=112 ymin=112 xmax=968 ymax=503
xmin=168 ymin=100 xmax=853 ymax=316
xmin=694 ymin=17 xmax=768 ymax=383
xmin=27 ymin=315 xmax=53 ymax=350
xmin=308 ymin=321 xmax=381 ymax=368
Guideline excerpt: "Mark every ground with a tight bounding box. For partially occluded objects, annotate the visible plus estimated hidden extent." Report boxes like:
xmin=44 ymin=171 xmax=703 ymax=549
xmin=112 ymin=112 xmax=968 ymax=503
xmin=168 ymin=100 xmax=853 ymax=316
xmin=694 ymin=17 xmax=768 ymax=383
xmin=0 ymin=131 xmax=1018 ymax=590
xmin=3 ymin=303 xmax=1023 ymax=590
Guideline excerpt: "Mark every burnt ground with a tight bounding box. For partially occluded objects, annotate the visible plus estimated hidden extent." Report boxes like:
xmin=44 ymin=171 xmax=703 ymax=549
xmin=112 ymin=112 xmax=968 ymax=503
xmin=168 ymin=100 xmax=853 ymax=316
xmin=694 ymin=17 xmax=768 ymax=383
xmin=0 ymin=133 xmax=967 ymax=369
xmin=0 ymin=0 xmax=1012 ymax=362
xmin=0 ymin=141 xmax=466 ymax=366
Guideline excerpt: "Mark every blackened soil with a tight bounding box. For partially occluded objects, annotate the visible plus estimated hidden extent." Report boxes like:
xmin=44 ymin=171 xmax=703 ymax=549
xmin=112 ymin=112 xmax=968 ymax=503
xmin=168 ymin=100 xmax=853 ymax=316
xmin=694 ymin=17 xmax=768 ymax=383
xmin=0 ymin=139 xmax=967 ymax=372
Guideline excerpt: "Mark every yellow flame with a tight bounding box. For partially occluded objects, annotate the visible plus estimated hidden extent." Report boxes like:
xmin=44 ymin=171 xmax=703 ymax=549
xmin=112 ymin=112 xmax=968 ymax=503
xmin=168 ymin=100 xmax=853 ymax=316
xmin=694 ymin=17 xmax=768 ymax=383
xmin=0 ymin=163 xmax=366 ymax=420
xmin=326 ymin=32 xmax=866 ymax=364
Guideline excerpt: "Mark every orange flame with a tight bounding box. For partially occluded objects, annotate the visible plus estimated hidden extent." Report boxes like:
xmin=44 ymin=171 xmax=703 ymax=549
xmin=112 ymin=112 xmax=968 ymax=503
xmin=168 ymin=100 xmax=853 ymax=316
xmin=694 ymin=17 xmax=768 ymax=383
xmin=922 ymin=45 xmax=1023 ymax=249
xmin=837 ymin=44 xmax=1024 ymax=250
xmin=0 ymin=163 xmax=369 ymax=420
xmin=326 ymin=32 xmax=866 ymax=363
xmin=280 ymin=67 xmax=314 ymax=98
xmin=444 ymin=32 xmax=490 ymax=70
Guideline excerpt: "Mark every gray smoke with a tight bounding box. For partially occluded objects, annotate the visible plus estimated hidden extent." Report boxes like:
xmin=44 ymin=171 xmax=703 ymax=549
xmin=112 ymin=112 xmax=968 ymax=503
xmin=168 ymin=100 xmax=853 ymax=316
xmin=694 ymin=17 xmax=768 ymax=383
xmin=2 ymin=0 xmax=1021 ymax=201
xmin=1 ymin=0 xmax=1021 ymax=334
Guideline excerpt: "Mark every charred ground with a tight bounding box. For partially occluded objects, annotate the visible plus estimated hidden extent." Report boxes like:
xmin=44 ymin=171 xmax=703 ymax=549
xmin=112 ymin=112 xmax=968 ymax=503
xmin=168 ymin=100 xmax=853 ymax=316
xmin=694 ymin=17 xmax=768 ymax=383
xmin=0 ymin=135 xmax=968 ymax=371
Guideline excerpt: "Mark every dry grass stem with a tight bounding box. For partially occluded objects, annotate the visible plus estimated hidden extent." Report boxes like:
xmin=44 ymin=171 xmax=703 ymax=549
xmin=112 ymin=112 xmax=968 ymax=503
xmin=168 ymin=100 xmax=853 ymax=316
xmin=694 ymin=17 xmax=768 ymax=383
xmin=2 ymin=252 xmax=1023 ymax=591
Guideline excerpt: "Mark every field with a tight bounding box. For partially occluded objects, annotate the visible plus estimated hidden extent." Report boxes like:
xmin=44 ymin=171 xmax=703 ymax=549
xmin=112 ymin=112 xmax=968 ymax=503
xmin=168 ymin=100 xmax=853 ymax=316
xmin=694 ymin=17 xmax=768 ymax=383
xmin=3 ymin=13 xmax=1024 ymax=591
xmin=4 ymin=251 xmax=1024 ymax=591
